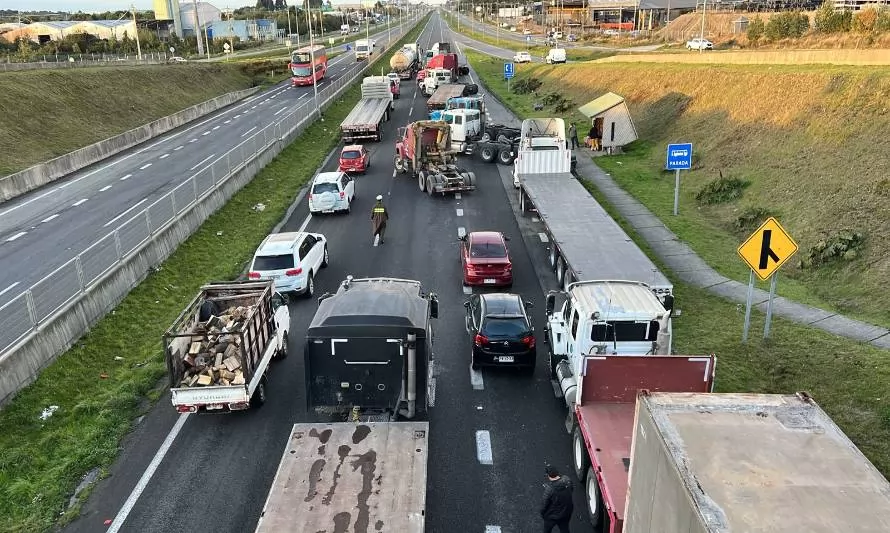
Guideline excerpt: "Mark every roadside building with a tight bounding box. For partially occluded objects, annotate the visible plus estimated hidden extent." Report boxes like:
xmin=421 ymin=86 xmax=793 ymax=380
xmin=578 ymin=92 xmax=638 ymax=153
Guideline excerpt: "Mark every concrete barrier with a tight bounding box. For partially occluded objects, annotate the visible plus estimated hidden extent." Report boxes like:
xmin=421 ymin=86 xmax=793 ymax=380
xmin=0 ymin=86 xmax=260 ymax=203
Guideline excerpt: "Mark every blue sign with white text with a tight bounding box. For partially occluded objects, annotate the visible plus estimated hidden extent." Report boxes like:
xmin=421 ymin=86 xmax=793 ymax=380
xmin=666 ymin=143 xmax=693 ymax=170
xmin=504 ymin=62 xmax=515 ymax=79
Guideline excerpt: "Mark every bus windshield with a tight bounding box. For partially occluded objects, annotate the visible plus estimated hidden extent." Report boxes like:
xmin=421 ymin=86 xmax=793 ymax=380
xmin=291 ymin=66 xmax=312 ymax=77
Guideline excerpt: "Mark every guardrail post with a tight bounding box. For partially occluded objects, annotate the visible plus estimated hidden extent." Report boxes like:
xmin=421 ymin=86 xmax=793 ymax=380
xmin=210 ymin=160 xmax=217 ymax=185
xmin=25 ymin=289 xmax=38 ymax=326
xmin=226 ymin=153 xmax=231 ymax=176
xmin=114 ymin=231 xmax=123 ymax=262
xmin=192 ymin=173 xmax=198 ymax=201
xmin=74 ymin=256 xmax=86 ymax=292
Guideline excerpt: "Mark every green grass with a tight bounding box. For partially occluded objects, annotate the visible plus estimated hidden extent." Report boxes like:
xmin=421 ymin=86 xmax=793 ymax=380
xmin=462 ymin=51 xmax=890 ymax=329
xmin=463 ymin=49 xmax=890 ymax=477
xmin=0 ymin=16 xmax=430 ymax=532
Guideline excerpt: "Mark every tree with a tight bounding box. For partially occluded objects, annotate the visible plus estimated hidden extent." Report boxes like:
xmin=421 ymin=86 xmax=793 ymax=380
xmin=274 ymin=0 xmax=286 ymax=9
xmin=765 ymin=11 xmax=809 ymax=41
xmin=853 ymin=7 xmax=878 ymax=33
xmin=814 ymin=1 xmax=851 ymax=33
xmin=256 ymin=0 xmax=274 ymax=10
xmin=746 ymin=16 xmax=765 ymax=44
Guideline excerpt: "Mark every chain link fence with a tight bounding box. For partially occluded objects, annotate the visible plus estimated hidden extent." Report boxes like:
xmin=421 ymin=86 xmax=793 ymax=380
xmin=0 ymin=19 xmax=421 ymax=355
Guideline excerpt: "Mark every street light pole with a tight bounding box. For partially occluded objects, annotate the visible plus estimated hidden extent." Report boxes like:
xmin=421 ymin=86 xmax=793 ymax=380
xmin=130 ymin=4 xmax=142 ymax=61
xmin=698 ymin=0 xmax=706 ymax=53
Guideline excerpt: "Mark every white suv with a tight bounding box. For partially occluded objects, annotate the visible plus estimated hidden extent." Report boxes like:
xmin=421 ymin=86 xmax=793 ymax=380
xmin=308 ymin=171 xmax=355 ymax=215
xmin=249 ymin=232 xmax=328 ymax=297
xmin=513 ymin=51 xmax=531 ymax=63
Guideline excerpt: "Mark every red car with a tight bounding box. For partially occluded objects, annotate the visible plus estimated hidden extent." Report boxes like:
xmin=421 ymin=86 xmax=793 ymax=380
xmin=460 ymin=231 xmax=513 ymax=287
xmin=338 ymin=145 xmax=370 ymax=173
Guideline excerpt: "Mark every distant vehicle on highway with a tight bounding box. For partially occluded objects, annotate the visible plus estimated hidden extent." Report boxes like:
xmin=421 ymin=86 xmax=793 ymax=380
xmin=513 ymin=51 xmax=532 ymax=63
xmin=546 ymin=48 xmax=566 ymax=64
xmin=168 ymin=56 xmax=187 ymax=63
xmin=522 ymin=28 xmax=533 ymax=35
xmin=602 ymin=29 xmax=620 ymax=37
xmin=686 ymin=37 xmax=713 ymax=50
xmin=289 ymin=44 xmax=327 ymax=87
xmin=464 ymin=292 xmax=535 ymax=373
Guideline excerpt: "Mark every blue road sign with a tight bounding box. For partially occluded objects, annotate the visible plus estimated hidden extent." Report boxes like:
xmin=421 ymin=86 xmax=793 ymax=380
xmin=666 ymin=143 xmax=693 ymax=170
xmin=504 ymin=62 xmax=515 ymax=79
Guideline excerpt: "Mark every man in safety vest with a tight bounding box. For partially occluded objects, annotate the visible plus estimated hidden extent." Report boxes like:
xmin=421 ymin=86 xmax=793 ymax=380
xmin=371 ymin=195 xmax=389 ymax=244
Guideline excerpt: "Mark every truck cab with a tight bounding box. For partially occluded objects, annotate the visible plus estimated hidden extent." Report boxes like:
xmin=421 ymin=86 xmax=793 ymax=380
xmin=544 ymin=280 xmax=673 ymax=407
xmin=355 ymin=39 xmax=372 ymax=61
xmin=422 ymin=68 xmax=452 ymax=96
xmin=440 ymin=108 xmax=482 ymax=152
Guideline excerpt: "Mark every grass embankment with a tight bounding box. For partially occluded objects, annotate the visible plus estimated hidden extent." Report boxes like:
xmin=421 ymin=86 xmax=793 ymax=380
xmin=464 ymin=52 xmax=890 ymax=329
xmin=0 ymin=16 xmax=429 ymax=532
xmin=464 ymin=49 xmax=890 ymax=477
xmin=0 ymin=64 xmax=257 ymax=176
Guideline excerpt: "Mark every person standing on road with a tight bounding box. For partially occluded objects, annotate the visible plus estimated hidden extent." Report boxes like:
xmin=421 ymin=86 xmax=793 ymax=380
xmin=371 ymin=195 xmax=389 ymax=244
xmin=540 ymin=465 xmax=574 ymax=533
xmin=568 ymin=122 xmax=579 ymax=150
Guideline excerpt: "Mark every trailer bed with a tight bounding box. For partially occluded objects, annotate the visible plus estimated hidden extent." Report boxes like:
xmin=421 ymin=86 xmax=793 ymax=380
xmin=521 ymin=172 xmax=671 ymax=289
xmin=255 ymin=422 xmax=428 ymax=533
xmin=341 ymin=98 xmax=390 ymax=132
xmin=427 ymin=84 xmax=465 ymax=110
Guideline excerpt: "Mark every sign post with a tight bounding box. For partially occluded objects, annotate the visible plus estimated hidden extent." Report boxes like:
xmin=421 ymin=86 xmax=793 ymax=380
xmin=504 ymin=62 xmax=514 ymax=92
xmin=665 ymin=143 xmax=693 ymax=216
xmin=737 ymin=217 xmax=799 ymax=342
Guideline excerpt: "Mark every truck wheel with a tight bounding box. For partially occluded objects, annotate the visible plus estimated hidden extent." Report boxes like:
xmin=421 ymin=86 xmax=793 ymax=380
xmin=251 ymin=376 xmax=268 ymax=408
xmin=549 ymin=246 xmax=558 ymax=271
xmin=466 ymin=172 xmax=476 ymax=187
xmin=480 ymin=146 xmax=496 ymax=163
xmin=586 ymin=466 xmax=604 ymax=527
xmin=556 ymin=258 xmax=566 ymax=286
xmin=426 ymin=176 xmax=434 ymax=196
xmin=322 ymin=245 xmax=329 ymax=268
xmin=497 ymin=149 xmax=515 ymax=165
xmin=573 ymin=426 xmax=590 ymax=481
xmin=276 ymin=332 xmax=289 ymax=360
xmin=394 ymin=156 xmax=403 ymax=173
xmin=418 ymin=171 xmax=427 ymax=192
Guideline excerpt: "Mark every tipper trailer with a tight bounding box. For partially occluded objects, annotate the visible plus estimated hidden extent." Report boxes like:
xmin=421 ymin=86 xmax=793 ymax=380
xmin=340 ymin=77 xmax=395 ymax=143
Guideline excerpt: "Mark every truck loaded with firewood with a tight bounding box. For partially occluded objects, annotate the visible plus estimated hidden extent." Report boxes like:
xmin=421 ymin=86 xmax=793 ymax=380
xmin=164 ymin=280 xmax=290 ymax=414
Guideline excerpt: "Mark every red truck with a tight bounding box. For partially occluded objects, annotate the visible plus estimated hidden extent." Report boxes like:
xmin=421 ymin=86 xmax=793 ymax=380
xmin=570 ymin=354 xmax=716 ymax=531
xmin=394 ymin=120 xmax=476 ymax=196
xmin=425 ymin=53 xmax=469 ymax=82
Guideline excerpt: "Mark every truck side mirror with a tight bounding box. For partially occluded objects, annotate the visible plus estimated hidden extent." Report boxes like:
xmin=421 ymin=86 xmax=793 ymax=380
xmin=429 ymin=295 xmax=439 ymax=319
xmin=463 ymin=300 xmax=470 ymax=309
xmin=663 ymin=293 xmax=675 ymax=313
xmin=545 ymin=293 xmax=555 ymax=315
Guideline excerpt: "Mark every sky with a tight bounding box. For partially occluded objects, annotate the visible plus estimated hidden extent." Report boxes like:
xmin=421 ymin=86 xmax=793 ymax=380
xmin=7 ymin=0 xmax=437 ymax=14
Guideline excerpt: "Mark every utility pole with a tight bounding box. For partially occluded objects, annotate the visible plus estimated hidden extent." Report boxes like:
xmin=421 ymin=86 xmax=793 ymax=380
xmin=306 ymin=0 xmax=320 ymax=118
xmin=286 ymin=1 xmax=293 ymax=39
xmin=130 ymin=4 xmax=143 ymax=60
xmin=192 ymin=0 xmax=204 ymax=57
xmin=698 ymin=0 xmax=707 ymax=53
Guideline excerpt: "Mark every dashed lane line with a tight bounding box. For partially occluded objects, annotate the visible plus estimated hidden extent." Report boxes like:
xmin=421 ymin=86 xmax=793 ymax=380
xmin=6 ymin=231 xmax=26 ymax=242
xmin=139 ymin=163 xmax=152 ymax=170
xmin=41 ymin=214 xmax=59 ymax=223
xmin=120 ymin=174 xmax=132 ymax=181
xmin=173 ymin=146 xmax=184 ymax=151
xmin=100 ymin=185 xmax=112 ymax=192
xmin=470 ymin=365 xmax=484 ymax=390
xmin=72 ymin=198 xmax=88 ymax=207
xmin=159 ymin=154 xmax=170 ymax=159
xmin=456 ymin=208 xmax=464 ymax=217
xmin=475 ymin=430 xmax=493 ymax=465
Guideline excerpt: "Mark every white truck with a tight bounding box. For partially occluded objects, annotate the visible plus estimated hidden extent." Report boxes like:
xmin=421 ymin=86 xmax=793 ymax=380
xmin=422 ymin=67 xmax=454 ymax=96
xmin=355 ymin=38 xmax=372 ymax=60
xmin=164 ymin=281 xmax=290 ymax=413
xmin=340 ymin=76 xmax=395 ymax=143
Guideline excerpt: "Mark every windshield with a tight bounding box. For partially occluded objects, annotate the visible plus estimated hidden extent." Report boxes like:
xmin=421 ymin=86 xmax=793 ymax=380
xmin=357 ymin=45 xmax=369 ymax=52
xmin=253 ymin=254 xmax=294 ymax=271
xmin=312 ymin=182 xmax=339 ymax=194
xmin=292 ymin=52 xmax=311 ymax=63
xmin=481 ymin=317 xmax=529 ymax=337
xmin=292 ymin=66 xmax=312 ymax=77
xmin=341 ymin=150 xmax=362 ymax=160
xmin=591 ymin=321 xmax=659 ymax=342
xmin=470 ymin=241 xmax=507 ymax=258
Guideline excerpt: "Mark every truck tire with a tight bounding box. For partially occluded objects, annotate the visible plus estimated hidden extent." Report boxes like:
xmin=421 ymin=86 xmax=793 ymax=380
xmin=556 ymin=258 xmax=566 ymax=287
xmin=426 ymin=176 xmax=435 ymax=196
xmin=497 ymin=148 xmax=515 ymax=165
xmin=418 ymin=171 xmax=427 ymax=192
xmin=322 ymin=245 xmax=329 ymax=268
xmin=466 ymin=171 xmax=476 ymax=187
xmin=276 ymin=332 xmax=289 ymax=360
xmin=586 ymin=466 xmax=604 ymax=527
xmin=573 ymin=426 xmax=590 ymax=481
xmin=563 ymin=272 xmax=574 ymax=293
xmin=394 ymin=156 xmax=404 ymax=173
xmin=549 ymin=245 xmax=558 ymax=271
xmin=251 ymin=376 xmax=268 ymax=408
xmin=479 ymin=146 xmax=496 ymax=163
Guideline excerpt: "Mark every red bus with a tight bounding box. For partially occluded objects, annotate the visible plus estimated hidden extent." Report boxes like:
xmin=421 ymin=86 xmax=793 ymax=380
xmin=289 ymin=44 xmax=327 ymax=87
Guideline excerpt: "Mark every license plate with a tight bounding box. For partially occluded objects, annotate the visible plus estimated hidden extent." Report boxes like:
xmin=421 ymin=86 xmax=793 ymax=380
xmin=323 ymin=209 xmax=334 ymax=213
xmin=498 ymin=356 xmax=515 ymax=363
xmin=484 ymin=278 xmax=496 ymax=284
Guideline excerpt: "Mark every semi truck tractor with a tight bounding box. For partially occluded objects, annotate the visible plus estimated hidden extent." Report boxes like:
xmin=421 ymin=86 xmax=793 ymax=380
xmin=394 ymin=120 xmax=477 ymax=196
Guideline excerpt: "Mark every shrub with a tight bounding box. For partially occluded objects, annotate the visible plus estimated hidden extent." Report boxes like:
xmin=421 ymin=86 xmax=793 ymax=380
xmin=695 ymin=172 xmax=750 ymax=205
xmin=853 ymin=7 xmax=879 ymax=33
xmin=747 ymin=16 xmax=766 ymax=43
xmin=799 ymin=231 xmax=865 ymax=268
xmin=511 ymin=77 xmax=542 ymax=95
xmin=734 ymin=207 xmax=774 ymax=232
xmin=814 ymin=1 xmax=852 ymax=33
xmin=765 ymin=11 xmax=810 ymax=41
xmin=554 ymin=100 xmax=574 ymax=113
xmin=877 ymin=8 xmax=890 ymax=31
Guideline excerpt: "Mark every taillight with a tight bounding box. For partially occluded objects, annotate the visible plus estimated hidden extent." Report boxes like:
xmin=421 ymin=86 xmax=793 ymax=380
xmin=522 ymin=335 xmax=536 ymax=349
xmin=504 ymin=263 xmax=513 ymax=272
xmin=248 ymin=272 xmax=261 ymax=279
xmin=339 ymin=191 xmax=345 ymax=199
xmin=308 ymin=194 xmax=313 ymax=200
xmin=474 ymin=334 xmax=488 ymax=346
xmin=285 ymin=268 xmax=303 ymax=276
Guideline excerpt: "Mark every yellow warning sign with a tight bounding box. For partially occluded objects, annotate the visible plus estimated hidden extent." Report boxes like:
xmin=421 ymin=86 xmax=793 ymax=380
xmin=737 ymin=217 xmax=799 ymax=281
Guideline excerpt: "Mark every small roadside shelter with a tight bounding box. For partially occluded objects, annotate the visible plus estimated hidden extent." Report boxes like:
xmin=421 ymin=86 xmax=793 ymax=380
xmin=578 ymin=92 xmax=638 ymax=154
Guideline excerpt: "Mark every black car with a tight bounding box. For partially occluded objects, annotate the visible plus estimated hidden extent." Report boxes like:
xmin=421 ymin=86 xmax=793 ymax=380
xmin=464 ymin=293 xmax=535 ymax=373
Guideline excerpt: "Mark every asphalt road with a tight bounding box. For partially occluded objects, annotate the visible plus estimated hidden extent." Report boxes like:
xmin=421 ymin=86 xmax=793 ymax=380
xmin=0 ymin=19 xmax=419 ymax=310
xmin=63 ymin=12 xmax=593 ymax=533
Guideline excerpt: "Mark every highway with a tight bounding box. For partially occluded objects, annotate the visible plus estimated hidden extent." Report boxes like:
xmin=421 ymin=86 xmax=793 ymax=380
xmin=0 ymin=21 xmax=416 ymax=310
xmin=62 ymin=12 xmax=594 ymax=533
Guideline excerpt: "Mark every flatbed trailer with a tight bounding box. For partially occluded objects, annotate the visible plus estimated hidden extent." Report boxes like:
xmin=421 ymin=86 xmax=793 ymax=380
xmin=340 ymin=98 xmax=392 ymax=143
xmin=255 ymin=422 xmax=428 ymax=533
xmin=426 ymin=84 xmax=465 ymax=111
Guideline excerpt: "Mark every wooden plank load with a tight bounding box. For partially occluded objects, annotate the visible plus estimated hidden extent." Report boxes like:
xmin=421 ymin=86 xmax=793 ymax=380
xmin=176 ymin=305 xmax=253 ymax=388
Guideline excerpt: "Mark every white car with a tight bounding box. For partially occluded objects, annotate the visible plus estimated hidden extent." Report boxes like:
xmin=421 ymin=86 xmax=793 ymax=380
xmin=249 ymin=232 xmax=328 ymax=297
xmin=513 ymin=51 xmax=532 ymax=63
xmin=686 ymin=38 xmax=713 ymax=50
xmin=308 ymin=171 xmax=356 ymax=215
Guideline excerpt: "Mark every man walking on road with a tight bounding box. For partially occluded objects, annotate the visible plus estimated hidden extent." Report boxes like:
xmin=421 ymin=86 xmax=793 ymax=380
xmin=541 ymin=465 xmax=574 ymax=533
xmin=568 ymin=122 xmax=579 ymax=150
xmin=371 ymin=195 xmax=389 ymax=245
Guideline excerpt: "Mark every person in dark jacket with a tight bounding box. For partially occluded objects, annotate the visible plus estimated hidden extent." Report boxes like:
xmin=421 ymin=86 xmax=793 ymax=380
xmin=541 ymin=465 xmax=574 ymax=533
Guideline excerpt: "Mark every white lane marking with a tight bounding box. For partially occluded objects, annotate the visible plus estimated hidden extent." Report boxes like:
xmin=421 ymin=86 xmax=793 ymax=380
xmin=297 ymin=214 xmax=311 ymax=233
xmin=41 ymin=214 xmax=59 ymax=223
xmin=234 ymin=114 xmax=241 ymax=119
xmin=455 ymin=193 xmax=461 ymax=200
xmin=189 ymin=153 xmax=217 ymax=171
xmin=241 ymin=126 xmax=258 ymax=138
xmin=224 ymin=120 xmax=231 ymax=124
xmin=103 ymin=198 xmax=148 ymax=228
xmin=106 ymin=413 xmax=190 ymax=533
xmin=173 ymin=145 xmax=184 ymax=151
xmin=485 ymin=527 xmax=502 ymax=533
xmin=457 ymin=226 xmax=466 ymax=238
xmin=6 ymin=231 xmax=26 ymax=242
xmin=409 ymin=107 xmax=414 ymax=116
xmin=72 ymin=198 xmax=88 ymax=207
xmin=0 ymin=186 xmax=61 ymax=217
xmin=470 ymin=365 xmax=484 ymax=390
xmin=159 ymin=154 xmax=170 ymax=160
xmin=475 ymin=430 xmax=493 ymax=465
xmin=201 ymin=131 xmax=210 ymax=136
xmin=539 ymin=232 xmax=549 ymax=243
xmin=251 ymin=105 xmax=258 ymax=109
xmin=299 ymin=93 xmax=308 ymax=99
xmin=189 ymin=138 xmax=198 ymax=143
xmin=100 ymin=185 xmax=112 ymax=192
xmin=120 ymin=174 xmax=132 ymax=181
xmin=212 ymin=125 xmax=220 ymax=131
xmin=139 ymin=163 xmax=152 ymax=170
xmin=456 ymin=208 xmax=464 ymax=217
xmin=0 ymin=282 xmax=20 ymax=297
xmin=274 ymin=107 xmax=287 ymax=116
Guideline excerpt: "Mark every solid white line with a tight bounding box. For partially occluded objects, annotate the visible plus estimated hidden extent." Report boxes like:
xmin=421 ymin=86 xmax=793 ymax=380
xmin=475 ymin=430 xmax=493 ymax=465
xmin=251 ymin=105 xmax=258 ymax=109
xmin=6 ymin=231 xmax=26 ymax=242
xmin=299 ymin=93 xmax=307 ymax=99
xmin=241 ymin=126 xmax=258 ymax=138
xmin=297 ymin=214 xmax=311 ymax=233
xmin=0 ymin=282 xmax=20 ymax=298
xmin=457 ymin=226 xmax=466 ymax=238
xmin=106 ymin=413 xmax=190 ymax=533
xmin=120 ymin=174 xmax=132 ymax=181
xmin=539 ymin=232 xmax=549 ymax=243
xmin=409 ymin=107 xmax=414 ymax=116
xmin=139 ymin=163 xmax=152 ymax=170
xmin=0 ymin=187 xmax=60 ymax=217
xmin=470 ymin=366 xmax=484 ymax=390
xmin=189 ymin=153 xmax=217 ymax=171
xmin=456 ymin=208 xmax=464 ymax=217
xmin=41 ymin=214 xmax=59 ymax=223
xmin=72 ymin=198 xmax=88 ymax=207
xmin=159 ymin=154 xmax=170 ymax=160
xmin=201 ymin=131 xmax=210 ymax=136
xmin=100 ymin=185 xmax=112 ymax=192
xmin=103 ymin=198 xmax=148 ymax=228
xmin=173 ymin=145 xmax=184 ymax=151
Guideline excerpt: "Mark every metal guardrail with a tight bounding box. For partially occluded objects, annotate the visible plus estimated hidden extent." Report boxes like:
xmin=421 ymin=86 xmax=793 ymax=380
xmin=0 ymin=18 xmax=422 ymax=354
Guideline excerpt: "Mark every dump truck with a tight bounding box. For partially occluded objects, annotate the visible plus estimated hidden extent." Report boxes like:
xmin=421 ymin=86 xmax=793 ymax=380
xmin=340 ymin=76 xmax=395 ymax=143
xmin=622 ymin=391 xmax=890 ymax=533
xmin=569 ymin=355 xmax=716 ymax=530
xmin=164 ymin=280 xmax=290 ymax=414
xmin=254 ymin=276 xmax=438 ymax=533
xmin=394 ymin=120 xmax=477 ymax=196
xmin=390 ymin=42 xmax=419 ymax=80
